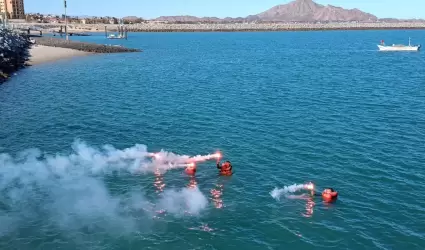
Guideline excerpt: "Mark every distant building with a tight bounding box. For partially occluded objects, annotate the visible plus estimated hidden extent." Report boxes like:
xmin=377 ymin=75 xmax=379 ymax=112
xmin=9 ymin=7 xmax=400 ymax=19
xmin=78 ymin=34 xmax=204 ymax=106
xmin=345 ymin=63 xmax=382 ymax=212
xmin=47 ymin=17 xmax=59 ymax=23
xmin=0 ymin=0 xmax=25 ymax=19
xmin=0 ymin=0 xmax=7 ymax=22
xmin=0 ymin=0 xmax=6 ymax=15
xmin=109 ymin=18 xmax=117 ymax=24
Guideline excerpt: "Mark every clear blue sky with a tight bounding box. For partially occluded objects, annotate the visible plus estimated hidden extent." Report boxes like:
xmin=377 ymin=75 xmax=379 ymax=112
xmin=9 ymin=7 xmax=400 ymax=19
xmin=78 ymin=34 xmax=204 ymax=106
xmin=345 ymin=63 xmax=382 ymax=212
xmin=24 ymin=0 xmax=425 ymax=19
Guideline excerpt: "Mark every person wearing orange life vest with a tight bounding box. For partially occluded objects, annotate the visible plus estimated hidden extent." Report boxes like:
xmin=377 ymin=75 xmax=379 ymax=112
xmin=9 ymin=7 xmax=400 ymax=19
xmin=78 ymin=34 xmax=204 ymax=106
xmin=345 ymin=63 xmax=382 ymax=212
xmin=321 ymin=188 xmax=338 ymax=203
xmin=306 ymin=183 xmax=338 ymax=203
xmin=185 ymin=162 xmax=197 ymax=176
xmin=216 ymin=160 xmax=233 ymax=176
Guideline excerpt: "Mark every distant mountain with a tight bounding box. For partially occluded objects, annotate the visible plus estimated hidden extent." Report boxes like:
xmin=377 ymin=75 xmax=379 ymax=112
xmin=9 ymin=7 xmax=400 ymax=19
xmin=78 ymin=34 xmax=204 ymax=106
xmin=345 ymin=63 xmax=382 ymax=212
xmin=154 ymin=15 xmax=250 ymax=23
xmin=153 ymin=0 xmax=378 ymax=23
xmin=154 ymin=15 xmax=221 ymax=22
xmin=256 ymin=0 xmax=377 ymax=22
xmin=122 ymin=16 xmax=143 ymax=21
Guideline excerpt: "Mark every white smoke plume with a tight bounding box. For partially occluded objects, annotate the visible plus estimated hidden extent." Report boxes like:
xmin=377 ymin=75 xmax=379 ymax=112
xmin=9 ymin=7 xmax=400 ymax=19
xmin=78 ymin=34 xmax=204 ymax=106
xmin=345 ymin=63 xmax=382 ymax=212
xmin=270 ymin=184 xmax=309 ymax=201
xmin=0 ymin=140 xmax=211 ymax=237
xmin=147 ymin=151 xmax=220 ymax=174
xmin=0 ymin=139 xmax=217 ymax=176
xmin=157 ymin=187 xmax=208 ymax=216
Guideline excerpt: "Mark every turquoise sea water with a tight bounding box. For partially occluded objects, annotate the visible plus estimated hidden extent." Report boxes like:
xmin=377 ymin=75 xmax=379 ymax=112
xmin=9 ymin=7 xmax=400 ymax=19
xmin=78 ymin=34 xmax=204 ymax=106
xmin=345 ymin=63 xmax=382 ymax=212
xmin=1 ymin=30 xmax=425 ymax=249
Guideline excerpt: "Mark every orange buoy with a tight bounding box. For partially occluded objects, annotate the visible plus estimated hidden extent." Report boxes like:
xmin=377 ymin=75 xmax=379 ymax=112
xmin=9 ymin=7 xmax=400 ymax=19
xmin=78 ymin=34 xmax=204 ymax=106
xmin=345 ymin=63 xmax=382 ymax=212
xmin=322 ymin=188 xmax=338 ymax=203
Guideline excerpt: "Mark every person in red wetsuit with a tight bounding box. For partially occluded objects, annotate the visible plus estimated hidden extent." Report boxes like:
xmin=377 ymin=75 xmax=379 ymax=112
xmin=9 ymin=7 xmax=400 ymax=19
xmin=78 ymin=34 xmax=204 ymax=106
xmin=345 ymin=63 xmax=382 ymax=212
xmin=217 ymin=160 xmax=233 ymax=176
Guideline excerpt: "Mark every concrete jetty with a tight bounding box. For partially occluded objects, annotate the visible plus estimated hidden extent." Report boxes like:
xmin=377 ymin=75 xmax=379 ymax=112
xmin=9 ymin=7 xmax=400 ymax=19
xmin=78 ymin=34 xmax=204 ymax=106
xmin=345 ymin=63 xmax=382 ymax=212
xmin=33 ymin=37 xmax=141 ymax=53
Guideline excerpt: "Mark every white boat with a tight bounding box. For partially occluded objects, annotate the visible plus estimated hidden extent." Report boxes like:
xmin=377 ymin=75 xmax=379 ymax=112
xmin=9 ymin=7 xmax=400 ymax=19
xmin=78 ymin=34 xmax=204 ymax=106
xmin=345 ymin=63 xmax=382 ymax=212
xmin=378 ymin=38 xmax=421 ymax=51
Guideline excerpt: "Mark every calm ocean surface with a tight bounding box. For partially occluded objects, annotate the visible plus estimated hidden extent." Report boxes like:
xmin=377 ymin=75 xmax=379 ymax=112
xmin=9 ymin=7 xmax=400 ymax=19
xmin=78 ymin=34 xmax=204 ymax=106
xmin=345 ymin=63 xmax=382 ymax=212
xmin=1 ymin=30 xmax=425 ymax=249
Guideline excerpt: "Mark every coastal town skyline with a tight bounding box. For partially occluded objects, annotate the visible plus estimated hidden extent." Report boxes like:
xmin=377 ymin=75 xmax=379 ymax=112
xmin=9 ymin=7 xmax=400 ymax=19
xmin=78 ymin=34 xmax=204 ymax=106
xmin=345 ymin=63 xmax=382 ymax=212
xmin=24 ymin=0 xmax=425 ymax=20
xmin=0 ymin=0 xmax=25 ymax=19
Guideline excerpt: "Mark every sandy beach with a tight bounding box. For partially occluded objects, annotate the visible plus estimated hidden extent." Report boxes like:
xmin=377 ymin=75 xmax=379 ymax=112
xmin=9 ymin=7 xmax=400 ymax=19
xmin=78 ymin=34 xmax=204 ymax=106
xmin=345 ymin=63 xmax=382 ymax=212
xmin=29 ymin=45 xmax=92 ymax=65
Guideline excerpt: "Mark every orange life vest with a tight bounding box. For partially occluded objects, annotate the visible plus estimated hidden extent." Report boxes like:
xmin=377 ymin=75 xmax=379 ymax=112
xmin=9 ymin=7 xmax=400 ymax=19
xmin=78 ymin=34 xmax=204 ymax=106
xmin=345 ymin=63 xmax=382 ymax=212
xmin=220 ymin=162 xmax=232 ymax=175
xmin=322 ymin=190 xmax=338 ymax=202
xmin=185 ymin=165 xmax=196 ymax=175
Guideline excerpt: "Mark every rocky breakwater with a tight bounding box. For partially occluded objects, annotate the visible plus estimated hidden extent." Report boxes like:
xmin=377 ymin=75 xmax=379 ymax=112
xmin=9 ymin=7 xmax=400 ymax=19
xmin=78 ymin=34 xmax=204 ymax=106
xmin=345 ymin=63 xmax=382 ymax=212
xmin=19 ymin=21 xmax=425 ymax=33
xmin=33 ymin=37 xmax=141 ymax=53
xmin=0 ymin=28 xmax=31 ymax=84
xmin=117 ymin=22 xmax=425 ymax=32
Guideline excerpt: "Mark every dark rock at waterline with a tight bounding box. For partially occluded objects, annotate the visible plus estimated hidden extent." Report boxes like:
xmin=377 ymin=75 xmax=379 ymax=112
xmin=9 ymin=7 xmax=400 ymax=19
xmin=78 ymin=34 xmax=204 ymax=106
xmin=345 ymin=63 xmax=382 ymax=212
xmin=33 ymin=37 xmax=142 ymax=53
xmin=0 ymin=29 xmax=31 ymax=84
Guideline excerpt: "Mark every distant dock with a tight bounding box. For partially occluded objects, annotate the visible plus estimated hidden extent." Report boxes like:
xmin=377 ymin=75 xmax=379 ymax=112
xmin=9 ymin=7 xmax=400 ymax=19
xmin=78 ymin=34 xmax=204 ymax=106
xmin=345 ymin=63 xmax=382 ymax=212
xmin=66 ymin=32 xmax=91 ymax=36
xmin=52 ymin=27 xmax=91 ymax=37
xmin=51 ymin=32 xmax=91 ymax=37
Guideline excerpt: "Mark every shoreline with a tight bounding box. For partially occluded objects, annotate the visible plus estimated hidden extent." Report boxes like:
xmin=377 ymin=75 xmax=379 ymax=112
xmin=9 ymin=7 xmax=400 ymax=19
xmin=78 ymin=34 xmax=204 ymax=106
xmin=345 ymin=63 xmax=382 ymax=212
xmin=1 ymin=35 xmax=141 ymax=83
xmin=29 ymin=45 xmax=92 ymax=65
xmin=27 ymin=37 xmax=142 ymax=65
xmin=0 ymin=28 xmax=31 ymax=84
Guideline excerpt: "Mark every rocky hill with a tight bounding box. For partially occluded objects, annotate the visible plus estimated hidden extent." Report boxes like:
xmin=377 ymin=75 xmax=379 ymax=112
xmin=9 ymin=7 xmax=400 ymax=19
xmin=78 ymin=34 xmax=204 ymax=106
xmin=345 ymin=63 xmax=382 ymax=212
xmin=153 ymin=0 xmax=378 ymax=23
xmin=256 ymin=0 xmax=377 ymax=22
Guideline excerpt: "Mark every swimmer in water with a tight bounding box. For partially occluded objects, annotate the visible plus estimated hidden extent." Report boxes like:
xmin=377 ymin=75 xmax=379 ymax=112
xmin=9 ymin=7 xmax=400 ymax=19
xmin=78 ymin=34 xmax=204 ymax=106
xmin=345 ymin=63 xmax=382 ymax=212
xmin=305 ymin=182 xmax=338 ymax=203
xmin=216 ymin=160 xmax=233 ymax=176
xmin=185 ymin=162 xmax=197 ymax=176
xmin=321 ymin=188 xmax=338 ymax=202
